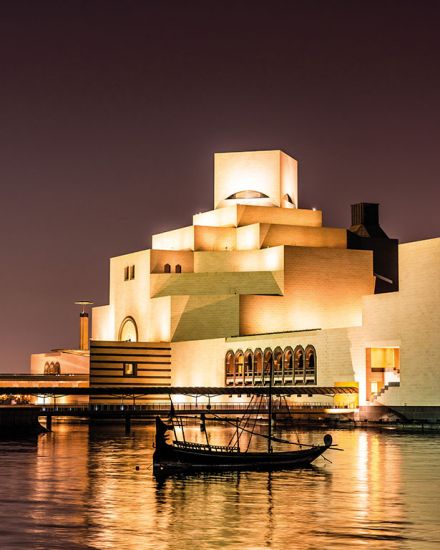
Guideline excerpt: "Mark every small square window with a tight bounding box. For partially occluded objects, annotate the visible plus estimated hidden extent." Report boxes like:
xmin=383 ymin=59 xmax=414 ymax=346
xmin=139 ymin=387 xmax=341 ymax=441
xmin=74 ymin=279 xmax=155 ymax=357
xmin=124 ymin=266 xmax=129 ymax=281
xmin=123 ymin=363 xmax=137 ymax=376
xmin=130 ymin=265 xmax=135 ymax=280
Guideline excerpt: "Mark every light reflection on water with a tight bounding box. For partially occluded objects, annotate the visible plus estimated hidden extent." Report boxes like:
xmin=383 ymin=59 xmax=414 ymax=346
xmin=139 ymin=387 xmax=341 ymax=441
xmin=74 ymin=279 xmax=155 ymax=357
xmin=0 ymin=423 xmax=439 ymax=549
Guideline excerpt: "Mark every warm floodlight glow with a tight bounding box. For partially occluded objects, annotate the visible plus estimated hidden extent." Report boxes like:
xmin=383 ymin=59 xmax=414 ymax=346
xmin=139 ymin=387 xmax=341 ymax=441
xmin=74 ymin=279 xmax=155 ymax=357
xmin=75 ymin=300 xmax=94 ymax=313
xmin=214 ymin=150 xmax=298 ymax=209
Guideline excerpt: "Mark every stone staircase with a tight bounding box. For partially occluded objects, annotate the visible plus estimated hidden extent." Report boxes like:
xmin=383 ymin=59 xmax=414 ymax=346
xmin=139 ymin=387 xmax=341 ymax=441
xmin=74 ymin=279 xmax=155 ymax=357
xmin=370 ymin=381 xmax=400 ymax=403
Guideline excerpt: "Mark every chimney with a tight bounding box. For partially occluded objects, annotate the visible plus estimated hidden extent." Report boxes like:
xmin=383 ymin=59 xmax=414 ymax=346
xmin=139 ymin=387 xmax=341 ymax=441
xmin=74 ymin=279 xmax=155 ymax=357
xmin=75 ymin=301 xmax=93 ymax=351
xmin=79 ymin=312 xmax=89 ymax=351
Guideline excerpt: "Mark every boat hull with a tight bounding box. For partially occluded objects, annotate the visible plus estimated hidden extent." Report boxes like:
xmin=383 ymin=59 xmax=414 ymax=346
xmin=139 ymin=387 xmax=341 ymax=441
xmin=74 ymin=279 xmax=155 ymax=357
xmin=152 ymin=417 xmax=332 ymax=475
xmin=153 ymin=442 xmax=329 ymax=474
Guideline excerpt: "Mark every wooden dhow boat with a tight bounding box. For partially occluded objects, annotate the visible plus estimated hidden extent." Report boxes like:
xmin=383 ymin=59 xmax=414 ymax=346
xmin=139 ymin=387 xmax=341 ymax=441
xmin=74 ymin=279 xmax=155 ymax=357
xmin=153 ymin=416 xmax=334 ymax=474
xmin=153 ymin=366 xmax=340 ymax=475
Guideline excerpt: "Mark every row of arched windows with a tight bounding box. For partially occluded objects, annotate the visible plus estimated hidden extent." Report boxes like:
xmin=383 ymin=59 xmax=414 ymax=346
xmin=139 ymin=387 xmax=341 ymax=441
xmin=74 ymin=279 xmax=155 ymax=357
xmin=164 ymin=264 xmax=182 ymax=273
xmin=225 ymin=346 xmax=317 ymax=386
xmin=44 ymin=362 xmax=61 ymax=375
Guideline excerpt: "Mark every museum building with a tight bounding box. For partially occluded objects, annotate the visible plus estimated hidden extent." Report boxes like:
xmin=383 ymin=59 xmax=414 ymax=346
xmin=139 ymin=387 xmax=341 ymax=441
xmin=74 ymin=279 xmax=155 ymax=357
xmin=29 ymin=149 xmax=440 ymax=419
xmin=81 ymin=149 xmax=437 ymax=418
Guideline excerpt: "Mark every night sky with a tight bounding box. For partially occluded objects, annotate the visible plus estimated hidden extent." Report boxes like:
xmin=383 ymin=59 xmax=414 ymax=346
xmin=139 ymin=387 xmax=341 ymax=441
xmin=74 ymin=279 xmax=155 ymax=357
xmin=1 ymin=1 xmax=439 ymax=372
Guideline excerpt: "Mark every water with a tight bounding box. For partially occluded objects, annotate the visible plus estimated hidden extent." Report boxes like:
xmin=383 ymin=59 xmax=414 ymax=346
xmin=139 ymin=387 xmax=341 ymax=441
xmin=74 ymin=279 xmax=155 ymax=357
xmin=0 ymin=422 xmax=439 ymax=549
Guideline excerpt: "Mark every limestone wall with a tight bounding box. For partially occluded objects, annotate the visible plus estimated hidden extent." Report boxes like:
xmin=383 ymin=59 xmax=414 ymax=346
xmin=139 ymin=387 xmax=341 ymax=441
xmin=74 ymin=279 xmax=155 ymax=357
xmin=170 ymin=295 xmax=240 ymax=342
xmin=240 ymin=246 xmax=374 ymax=335
xmin=194 ymin=247 xmax=284 ymax=273
xmin=193 ymin=204 xmax=322 ymax=229
xmin=349 ymin=237 xmax=440 ymax=406
xmin=150 ymin=271 xmax=283 ymax=298
xmin=171 ymin=327 xmax=355 ymax=402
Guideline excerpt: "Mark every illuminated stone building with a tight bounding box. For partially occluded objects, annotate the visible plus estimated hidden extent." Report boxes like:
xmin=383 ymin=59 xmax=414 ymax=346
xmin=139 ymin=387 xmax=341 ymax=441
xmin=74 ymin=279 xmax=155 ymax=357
xmin=28 ymin=149 xmax=440 ymax=418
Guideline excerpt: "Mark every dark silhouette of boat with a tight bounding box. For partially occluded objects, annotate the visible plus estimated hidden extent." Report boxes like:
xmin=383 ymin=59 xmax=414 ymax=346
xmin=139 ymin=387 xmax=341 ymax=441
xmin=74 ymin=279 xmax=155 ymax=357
xmin=153 ymin=359 xmax=339 ymax=474
xmin=153 ymin=416 xmax=334 ymax=474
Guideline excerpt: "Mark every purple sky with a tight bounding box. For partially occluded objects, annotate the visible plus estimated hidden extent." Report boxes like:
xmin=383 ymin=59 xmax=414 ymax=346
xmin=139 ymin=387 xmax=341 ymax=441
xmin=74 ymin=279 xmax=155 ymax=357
xmin=1 ymin=1 xmax=439 ymax=372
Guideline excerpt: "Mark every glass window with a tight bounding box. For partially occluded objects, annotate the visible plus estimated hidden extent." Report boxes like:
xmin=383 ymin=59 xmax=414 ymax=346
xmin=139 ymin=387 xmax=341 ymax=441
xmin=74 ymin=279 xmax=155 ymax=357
xmin=123 ymin=363 xmax=137 ymax=377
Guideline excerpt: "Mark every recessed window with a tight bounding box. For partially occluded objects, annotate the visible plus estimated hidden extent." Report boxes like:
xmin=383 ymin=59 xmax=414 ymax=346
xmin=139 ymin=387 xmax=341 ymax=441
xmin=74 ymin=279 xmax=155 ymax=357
xmin=226 ymin=190 xmax=269 ymax=200
xmin=164 ymin=263 xmax=171 ymax=273
xmin=123 ymin=363 xmax=137 ymax=377
xmin=124 ymin=266 xmax=129 ymax=281
xmin=118 ymin=317 xmax=138 ymax=342
xmin=130 ymin=265 xmax=135 ymax=280
xmin=175 ymin=264 xmax=182 ymax=273
xmin=224 ymin=345 xmax=317 ymax=387
xmin=44 ymin=361 xmax=61 ymax=375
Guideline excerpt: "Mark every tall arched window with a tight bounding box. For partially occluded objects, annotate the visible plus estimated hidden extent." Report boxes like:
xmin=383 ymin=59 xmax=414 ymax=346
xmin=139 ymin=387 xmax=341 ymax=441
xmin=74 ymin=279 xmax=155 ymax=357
xmin=263 ymin=348 xmax=273 ymax=384
xmin=175 ymin=264 xmax=182 ymax=273
xmin=273 ymin=347 xmax=283 ymax=379
xmin=283 ymin=347 xmax=294 ymax=381
xmin=225 ymin=350 xmax=235 ymax=384
xmin=118 ymin=316 xmax=138 ymax=342
xmin=244 ymin=349 xmax=253 ymax=378
xmin=234 ymin=350 xmax=244 ymax=384
xmin=164 ymin=263 xmax=171 ymax=273
xmin=294 ymin=346 xmax=305 ymax=385
xmin=254 ymin=348 xmax=263 ymax=382
xmin=305 ymin=345 xmax=317 ymax=385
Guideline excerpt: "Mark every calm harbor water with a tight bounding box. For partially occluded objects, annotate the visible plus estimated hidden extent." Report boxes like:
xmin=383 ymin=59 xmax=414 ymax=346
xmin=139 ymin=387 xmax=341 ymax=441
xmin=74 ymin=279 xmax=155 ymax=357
xmin=0 ymin=422 xmax=439 ymax=550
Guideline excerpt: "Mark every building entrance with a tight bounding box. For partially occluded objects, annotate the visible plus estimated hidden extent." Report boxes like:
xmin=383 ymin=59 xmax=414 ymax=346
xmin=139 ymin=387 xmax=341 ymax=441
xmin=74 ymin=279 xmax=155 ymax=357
xmin=366 ymin=347 xmax=400 ymax=401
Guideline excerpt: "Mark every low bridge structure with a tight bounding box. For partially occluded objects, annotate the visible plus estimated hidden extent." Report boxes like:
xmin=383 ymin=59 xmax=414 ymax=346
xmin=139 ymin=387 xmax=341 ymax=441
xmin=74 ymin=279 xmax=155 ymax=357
xmin=0 ymin=384 xmax=358 ymax=397
xmin=0 ymin=385 xmax=358 ymax=432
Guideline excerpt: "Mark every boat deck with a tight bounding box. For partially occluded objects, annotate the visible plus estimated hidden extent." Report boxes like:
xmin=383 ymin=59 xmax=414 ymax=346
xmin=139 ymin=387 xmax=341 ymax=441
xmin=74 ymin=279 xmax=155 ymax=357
xmin=173 ymin=440 xmax=238 ymax=453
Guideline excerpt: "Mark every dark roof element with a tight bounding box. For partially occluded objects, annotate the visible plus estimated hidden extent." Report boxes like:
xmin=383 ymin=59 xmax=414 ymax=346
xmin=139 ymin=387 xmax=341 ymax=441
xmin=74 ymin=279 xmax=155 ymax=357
xmin=347 ymin=202 xmax=399 ymax=294
xmin=349 ymin=203 xmax=388 ymax=238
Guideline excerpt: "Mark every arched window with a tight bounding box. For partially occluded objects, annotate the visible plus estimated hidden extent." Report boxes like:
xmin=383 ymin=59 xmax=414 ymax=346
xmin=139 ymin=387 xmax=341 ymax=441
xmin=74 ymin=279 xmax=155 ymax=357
xmin=175 ymin=264 xmax=182 ymax=273
xmin=225 ymin=350 xmax=235 ymax=384
xmin=118 ymin=316 xmax=138 ymax=342
xmin=254 ymin=348 xmax=263 ymax=381
xmin=164 ymin=263 xmax=171 ymax=273
xmin=234 ymin=350 xmax=244 ymax=384
xmin=294 ymin=346 xmax=305 ymax=385
xmin=45 ymin=361 xmax=61 ymax=375
xmin=305 ymin=345 xmax=317 ymax=385
xmin=283 ymin=347 xmax=294 ymax=379
xmin=244 ymin=349 xmax=253 ymax=378
xmin=263 ymin=348 xmax=273 ymax=384
xmin=273 ymin=347 xmax=283 ymax=378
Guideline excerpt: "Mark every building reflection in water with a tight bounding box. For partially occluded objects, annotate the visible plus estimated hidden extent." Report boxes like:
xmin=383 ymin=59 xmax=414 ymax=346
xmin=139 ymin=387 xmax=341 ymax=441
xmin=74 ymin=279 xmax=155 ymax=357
xmin=33 ymin=423 xmax=90 ymax=547
xmin=0 ymin=422 xmax=436 ymax=549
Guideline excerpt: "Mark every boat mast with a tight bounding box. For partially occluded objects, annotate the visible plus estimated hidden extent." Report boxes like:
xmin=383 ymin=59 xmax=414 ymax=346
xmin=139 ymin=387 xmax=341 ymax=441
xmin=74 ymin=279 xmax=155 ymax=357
xmin=268 ymin=355 xmax=273 ymax=453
